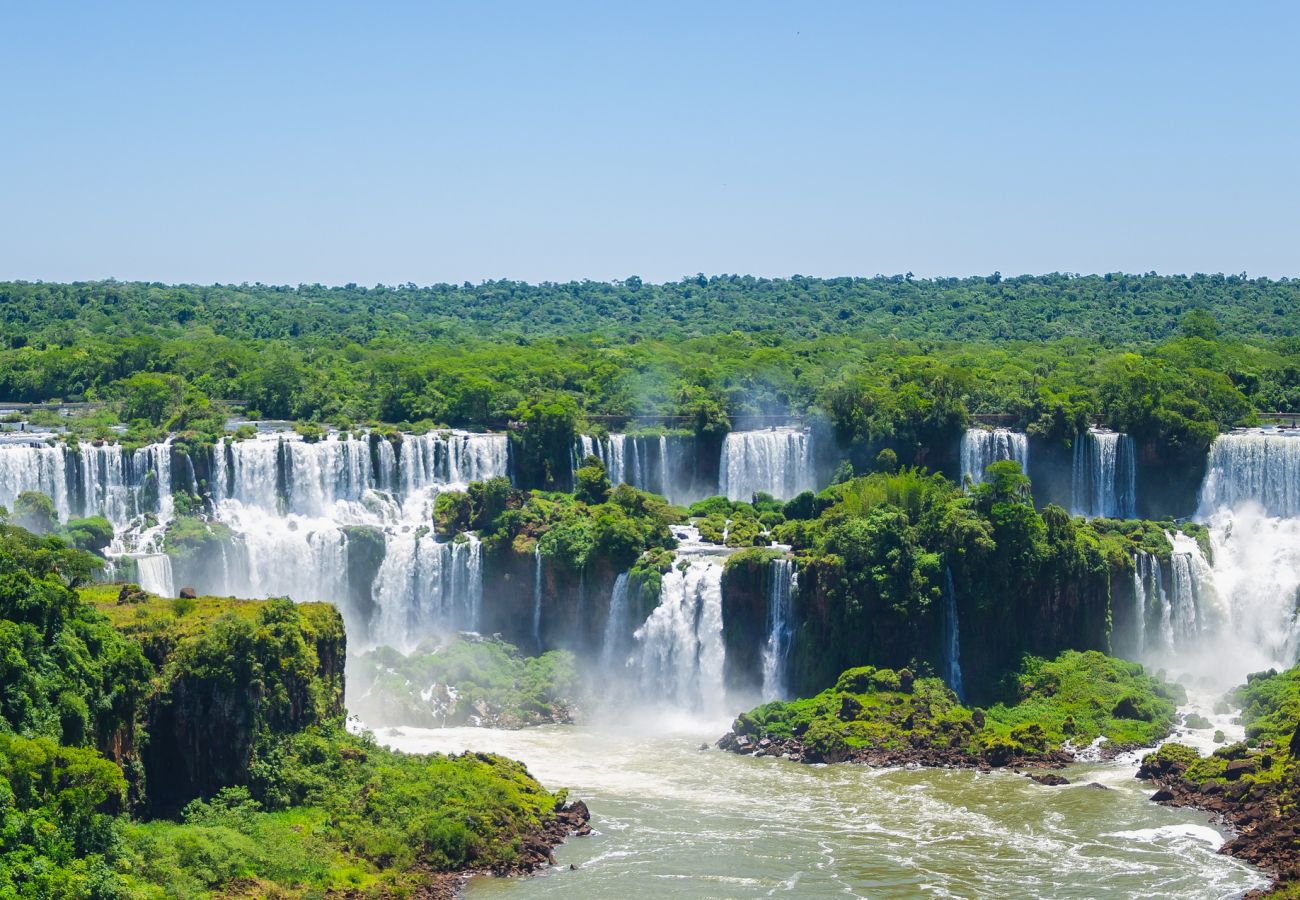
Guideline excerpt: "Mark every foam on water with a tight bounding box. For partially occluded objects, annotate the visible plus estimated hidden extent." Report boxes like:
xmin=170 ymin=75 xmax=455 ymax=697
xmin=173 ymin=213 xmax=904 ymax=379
xmin=374 ymin=723 xmax=1265 ymax=899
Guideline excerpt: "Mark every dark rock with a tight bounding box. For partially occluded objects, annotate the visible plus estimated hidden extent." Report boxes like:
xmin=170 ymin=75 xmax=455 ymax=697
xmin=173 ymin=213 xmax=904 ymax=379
xmin=1030 ymin=773 xmax=1070 ymax=786
xmin=971 ymin=708 xmax=986 ymax=728
xmin=179 ymin=586 xmax=197 ymax=599
xmin=1083 ymin=782 xmax=1109 ymax=790
xmin=1224 ymin=759 xmax=1257 ymax=780
xmin=838 ymin=695 xmax=863 ymax=721
xmin=1150 ymin=789 xmax=1175 ymax=802
xmin=1290 ymin=720 xmax=1300 ymax=758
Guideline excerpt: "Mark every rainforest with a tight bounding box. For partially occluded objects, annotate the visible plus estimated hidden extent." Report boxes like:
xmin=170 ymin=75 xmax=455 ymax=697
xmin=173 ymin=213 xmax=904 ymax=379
xmin=1 ymin=276 xmax=1299 ymax=898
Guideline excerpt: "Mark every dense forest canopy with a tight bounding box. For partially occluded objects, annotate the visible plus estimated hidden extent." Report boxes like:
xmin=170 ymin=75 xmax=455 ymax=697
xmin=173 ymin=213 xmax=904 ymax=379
xmin=3 ymin=273 xmax=1299 ymax=344
xmin=0 ymin=277 xmax=1297 ymax=460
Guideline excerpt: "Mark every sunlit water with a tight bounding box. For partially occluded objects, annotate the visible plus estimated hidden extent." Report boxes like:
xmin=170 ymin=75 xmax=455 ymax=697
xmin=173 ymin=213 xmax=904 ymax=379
xmin=375 ymin=708 xmax=1266 ymax=899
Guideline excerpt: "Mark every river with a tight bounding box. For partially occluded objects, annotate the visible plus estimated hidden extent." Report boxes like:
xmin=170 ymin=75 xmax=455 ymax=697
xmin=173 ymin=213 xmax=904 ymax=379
xmin=377 ymin=710 xmax=1266 ymax=899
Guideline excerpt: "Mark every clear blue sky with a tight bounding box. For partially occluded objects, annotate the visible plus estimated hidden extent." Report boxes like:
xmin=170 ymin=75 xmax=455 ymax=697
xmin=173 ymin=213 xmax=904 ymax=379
xmin=2 ymin=1 xmax=1297 ymax=285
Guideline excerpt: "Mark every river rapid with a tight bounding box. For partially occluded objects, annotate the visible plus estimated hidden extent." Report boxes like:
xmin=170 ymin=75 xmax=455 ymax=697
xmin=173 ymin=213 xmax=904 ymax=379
xmin=377 ymin=709 xmax=1266 ymax=900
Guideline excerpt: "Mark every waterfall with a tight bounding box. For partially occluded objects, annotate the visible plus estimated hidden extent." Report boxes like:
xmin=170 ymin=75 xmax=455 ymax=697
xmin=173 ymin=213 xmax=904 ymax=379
xmin=1071 ymin=429 xmax=1137 ymax=518
xmin=1199 ymin=431 xmax=1300 ymax=519
xmin=0 ymin=441 xmax=70 ymax=519
xmin=136 ymin=554 xmax=175 ymax=598
xmin=1178 ymin=430 xmax=1300 ymax=684
xmin=633 ymin=557 xmax=727 ymax=713
xmin=599 ymin=572 xmax=632 ymax=673
xmin=719 ymin=429 xmax=815 ymax=502
xmin=532 ymin=546 xmax=544 ymax=652
xmin=941 ymin=566 xmax=964 ymax=701
xmin=959 ymin=428 xmax=1028 ymax=485
xmin=0 ymin=429 xmax=513 ymax=651
xmin=573 ymin=433 xmax=693 ymax=504
xmin=1131 ymin=551 xmax=1162 ymax=657
xmin=0 ymin=438 xmax=176 ymax=527
xmin=370 ymin=533 xmax=483 ymax=651
xmin=760 ymin=559 xmax=797 ymax=701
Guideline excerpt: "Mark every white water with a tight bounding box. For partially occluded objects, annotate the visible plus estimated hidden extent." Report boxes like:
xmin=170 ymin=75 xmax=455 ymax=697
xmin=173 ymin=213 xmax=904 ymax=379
xmin=759 ymin=558 xmax=797 ymax=701
xmin=1134 ymin=430 xmax=1300 ymax=687
xmin=532 ymin=546 xmax=544 ymax=653
xmin=135 ymin=553 xmax=175 ymax=597
xmin=941 ymin=565 xmax=964 ymax=701
xmin=960 ymin=427 xmax=1029 ymax=484
xmin=1130 ymin=551 xmax=1162 ymax=658
xmin=633 ymin=557 xmax=727 ymax=714
xmin=0 ymin=430 xmax=508 ymax=649
xmin=719 ymin=428 xmax=815 ymax=501
xmin=573 ymin=433 xmax=708 ymax=506
xmin=370 ymin=533 xmax=483 ymax=650
xmin=377 ymin=721 xmax=1264 ymax=899
xmin=1071 ymin=429 xmax=1137 ymax=518
xmin=598 ymin=572 xmax=632 ymax=674
xmin=1199 ymin=430 xmax=1300 ymax=518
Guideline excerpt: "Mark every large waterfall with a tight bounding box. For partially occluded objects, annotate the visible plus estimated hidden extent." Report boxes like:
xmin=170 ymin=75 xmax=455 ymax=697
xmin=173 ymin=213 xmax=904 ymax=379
xmin=633 ymin=556 xmax=727 ymax=713
xmin=1133 ymin=430 xmax=1300 ymax=685
xmin=719 ymin=428 xmax=815 ymax=502
xmin=1199 ymin=431 xmax=1300 ymax=518
xmin=760 ymin=559 xmax=797 ymax=701
xmin=207 ymin=431 xmax=504 ymax=644
xmin=1071 ymin=429 xmax=1137 ymax=518
xmin=959 ymin=428 xmax=1028 ymax=485
xmin=0 ymin=429 xmax=508 ymax=650
xmin=0 ymin=436 xmax=173 ymax=528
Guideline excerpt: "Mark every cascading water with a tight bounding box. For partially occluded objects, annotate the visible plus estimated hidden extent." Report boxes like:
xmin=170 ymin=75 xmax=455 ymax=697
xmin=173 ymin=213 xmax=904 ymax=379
xmin=941 ymin=566 xmax=964 ymax=701
xmin=1071 ymin=429 xmax=1137 ymax=518
xmin=760 ymin=559 xmax=797 ymax=701
xmin=532 ymin=546 xmax=544 ymax=652
xmin=0 ymin=429 xmax=509 ymax=651
xmin=598 ymin=572 xmax=632 ymax=673
xmin=719 ymin=428 xmax=815 ymax=502
xmin=370 ymin=533 xmax=483 ymax=651
xmin=633 ymin=557 xmax=727 ymax=713
xmin=959 ymin=428 xmax=1028 ymax=485
xmin=1131 ymin=551 xmax=1163 ymax=658
xmin=135 ymin=554 xmax=175 ymax=598
xmin=1166 ymin=531 xmax=1219 ymax=649
xmin=1140 ymin=431 xmax=1300 ymax=685
xmin=1199 ymin=431 xmax=1300 ymax=519
xmin=573 ymin=433 xmax=700 ymax=505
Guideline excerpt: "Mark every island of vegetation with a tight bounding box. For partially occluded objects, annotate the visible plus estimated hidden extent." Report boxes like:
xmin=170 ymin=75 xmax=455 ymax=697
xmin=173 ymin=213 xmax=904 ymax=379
xmin=719 ymin=650 xmax=1183 ymax=771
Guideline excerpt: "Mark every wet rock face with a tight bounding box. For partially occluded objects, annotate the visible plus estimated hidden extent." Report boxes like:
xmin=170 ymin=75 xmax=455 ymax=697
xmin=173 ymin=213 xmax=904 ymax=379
xmin=1030 ymin=773 xmax=1070 ymax=786
xmin=500 ymin=799 xmax=593 ymax=877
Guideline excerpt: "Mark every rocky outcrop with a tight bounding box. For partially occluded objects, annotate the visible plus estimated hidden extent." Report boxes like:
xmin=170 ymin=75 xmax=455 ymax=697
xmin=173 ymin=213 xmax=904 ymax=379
xmin=131 ymin=596 xmax=346 ymax=816
xmin=715 ymin=729 xmax=1071 ymax=771
xmin=1139 ymin=747 xmax=1299 ymax=891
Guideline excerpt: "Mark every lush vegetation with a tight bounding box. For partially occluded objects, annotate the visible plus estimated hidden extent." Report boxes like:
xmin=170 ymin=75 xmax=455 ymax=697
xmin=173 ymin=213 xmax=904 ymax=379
xmin=719 ymin=461 xmax=1198 ymax=699
xmin=350 ymin=635 xmax=583 ymax=728
xmin=0 ymin=530 xmax=574 ymax=897
xmin=1140 ymin=664 xmax=1300 ymax=894
xmin=1 ymin=280 xmax=1296 ymax=485
xmin=730 ymin=650 xmax=1182 ymax=766
xmin=1148 ymin=664 xmax=1300 ymax=796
